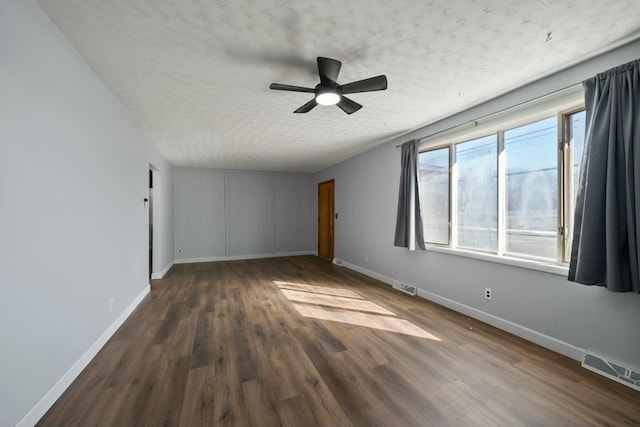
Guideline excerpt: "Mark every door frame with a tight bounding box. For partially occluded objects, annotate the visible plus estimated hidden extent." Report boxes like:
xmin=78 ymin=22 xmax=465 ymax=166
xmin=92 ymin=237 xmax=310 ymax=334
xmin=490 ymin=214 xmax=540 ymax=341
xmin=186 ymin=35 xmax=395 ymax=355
xmin=149 ymin=164 xmax=160 ymax=279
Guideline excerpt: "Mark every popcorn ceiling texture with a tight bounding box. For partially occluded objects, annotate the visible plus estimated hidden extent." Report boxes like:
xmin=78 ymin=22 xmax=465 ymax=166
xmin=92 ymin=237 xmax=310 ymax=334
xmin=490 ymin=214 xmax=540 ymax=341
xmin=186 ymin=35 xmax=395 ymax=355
xmin=37 ymin=0 xmax=640 ymax=172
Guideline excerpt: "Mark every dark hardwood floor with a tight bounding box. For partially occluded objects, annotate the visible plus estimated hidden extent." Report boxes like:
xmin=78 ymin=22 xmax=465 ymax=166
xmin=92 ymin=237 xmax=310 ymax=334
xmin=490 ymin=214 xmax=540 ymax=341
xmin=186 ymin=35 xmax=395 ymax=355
xmin=37 ymin=256 xmax=640 ymax=426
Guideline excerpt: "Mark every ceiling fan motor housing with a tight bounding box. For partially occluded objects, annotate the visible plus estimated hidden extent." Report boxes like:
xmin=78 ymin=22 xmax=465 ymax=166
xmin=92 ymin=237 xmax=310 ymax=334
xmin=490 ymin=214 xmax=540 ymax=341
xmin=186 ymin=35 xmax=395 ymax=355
xmin=315 ymin=83 xmax=342 ymax=105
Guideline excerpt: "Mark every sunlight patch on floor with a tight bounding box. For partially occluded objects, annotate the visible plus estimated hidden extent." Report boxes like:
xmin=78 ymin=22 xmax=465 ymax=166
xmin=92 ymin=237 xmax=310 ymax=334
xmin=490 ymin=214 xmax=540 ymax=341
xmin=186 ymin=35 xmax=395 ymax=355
xmin=292 ymin=303 xmax=441 ymax=341
xmin=274 ymin=281 xmax=364 ymax=299
xmin=275 ymin=281 xmax=440 ymax=341
xmin=279 ymin=288 xmax=396 ymax=316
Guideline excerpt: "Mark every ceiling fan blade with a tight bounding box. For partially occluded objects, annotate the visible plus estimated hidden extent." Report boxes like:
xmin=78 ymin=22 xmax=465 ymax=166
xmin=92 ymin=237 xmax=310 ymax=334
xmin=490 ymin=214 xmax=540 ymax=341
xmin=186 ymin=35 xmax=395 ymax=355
xmin=340 ymin=75 xmax=388 ymax=94
xmin=317 ymin=57 xmax=342 ymax=85
xmin=336 ymin=96 xmax=362 ymax=115
xmin=270 ymin=83 xmax=315 ymax=93
xmin=294 ymin=99 xmax=318 ymax=113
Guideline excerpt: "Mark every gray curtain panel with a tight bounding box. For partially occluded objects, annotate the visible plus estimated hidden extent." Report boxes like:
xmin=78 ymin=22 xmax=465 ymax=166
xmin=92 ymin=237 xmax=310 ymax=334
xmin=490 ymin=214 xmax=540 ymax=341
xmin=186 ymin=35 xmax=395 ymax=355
xmin=569 ymin=59 xmax=640 ymax=293
xmin=394 ymin=140 xmax=425 ymax=250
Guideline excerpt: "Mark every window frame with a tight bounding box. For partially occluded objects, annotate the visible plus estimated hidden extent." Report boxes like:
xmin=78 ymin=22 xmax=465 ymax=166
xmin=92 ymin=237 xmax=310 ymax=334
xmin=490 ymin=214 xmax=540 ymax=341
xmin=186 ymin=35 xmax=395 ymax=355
xmin=417 ymin=93 xmax=585 ymax=273
xmin=559 ymin=107 xmax=586 ymax=264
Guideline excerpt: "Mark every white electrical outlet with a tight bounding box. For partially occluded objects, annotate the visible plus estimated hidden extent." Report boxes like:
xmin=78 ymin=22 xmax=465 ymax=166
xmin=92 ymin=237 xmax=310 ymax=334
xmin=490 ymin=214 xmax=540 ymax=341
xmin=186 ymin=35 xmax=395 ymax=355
xmin=364 ymin=254 xmax=368 ymax=262
xmin=485 ymin=288 xmax=492 ymax=300
xmin=109 ymin=297 xmax=115 ymax=312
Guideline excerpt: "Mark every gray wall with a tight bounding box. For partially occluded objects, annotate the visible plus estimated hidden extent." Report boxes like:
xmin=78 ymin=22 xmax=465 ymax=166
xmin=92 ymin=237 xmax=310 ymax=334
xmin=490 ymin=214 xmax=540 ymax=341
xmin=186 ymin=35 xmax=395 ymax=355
xmin=314 ymin=39 xmax=640 ymax=369
xmin=0 ymin=1 xmax=173 ymax=425
xmin=173 ymin=168 xmax=313 ymax=261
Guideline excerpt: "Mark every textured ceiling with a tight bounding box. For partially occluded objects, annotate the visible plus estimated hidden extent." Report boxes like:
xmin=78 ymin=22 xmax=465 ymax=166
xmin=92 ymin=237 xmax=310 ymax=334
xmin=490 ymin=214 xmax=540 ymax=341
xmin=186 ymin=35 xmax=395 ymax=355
xmin=37 ymin=0 xmax=640 ymax=172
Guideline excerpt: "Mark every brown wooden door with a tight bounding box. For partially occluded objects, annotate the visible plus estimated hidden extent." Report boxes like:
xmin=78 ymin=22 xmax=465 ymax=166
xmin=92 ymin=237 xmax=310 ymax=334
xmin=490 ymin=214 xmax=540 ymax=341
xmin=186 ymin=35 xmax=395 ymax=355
xmin=318 ymin=180 xmax=334 ymax=261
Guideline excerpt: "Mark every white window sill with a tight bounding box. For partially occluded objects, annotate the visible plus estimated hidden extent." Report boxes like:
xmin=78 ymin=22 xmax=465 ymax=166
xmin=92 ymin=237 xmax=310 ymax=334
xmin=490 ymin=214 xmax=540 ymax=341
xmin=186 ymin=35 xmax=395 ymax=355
xmin=425 ymin=245 xmax=569 ymax=276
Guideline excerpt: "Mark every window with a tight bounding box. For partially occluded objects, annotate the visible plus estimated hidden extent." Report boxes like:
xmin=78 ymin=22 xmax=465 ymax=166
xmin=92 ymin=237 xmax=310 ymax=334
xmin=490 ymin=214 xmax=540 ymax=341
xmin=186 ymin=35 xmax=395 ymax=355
xmin=504 ymin=117 xmax=557 ymax=260
xmin=418 ymin=147 xmax=449 ymax=245
xmin=456 ymin=135 xmax=498 ymax=252
xmin=418 ymin=106 xmax=585 ymax=266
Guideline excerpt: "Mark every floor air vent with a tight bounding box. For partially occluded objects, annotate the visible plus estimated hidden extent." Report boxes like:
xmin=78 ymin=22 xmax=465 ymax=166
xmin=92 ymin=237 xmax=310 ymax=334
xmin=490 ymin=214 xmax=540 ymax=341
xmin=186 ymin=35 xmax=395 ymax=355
xmin=582 ymin=352 xmax=640 ymax=391
xmin=393 ymin=281 xmax=417 ymax=296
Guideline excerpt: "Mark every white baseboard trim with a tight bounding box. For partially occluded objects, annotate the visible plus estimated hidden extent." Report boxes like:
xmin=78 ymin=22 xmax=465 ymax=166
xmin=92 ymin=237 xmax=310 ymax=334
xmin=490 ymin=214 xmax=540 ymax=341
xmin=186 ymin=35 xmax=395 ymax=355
xmin=174 ymin=251 xmax=316 ymax=264
xmin=340 ymin=260 xmax=395 ymax=286
xmin=151 ymin=260 xmax=174 ymax=279
xmin=415 ymin=288 xmax=584 ymax=361
xmin=16 ymin=285 xmax=151 ymax=427
xmin=339 ymin=261 xmax=584 ymax=362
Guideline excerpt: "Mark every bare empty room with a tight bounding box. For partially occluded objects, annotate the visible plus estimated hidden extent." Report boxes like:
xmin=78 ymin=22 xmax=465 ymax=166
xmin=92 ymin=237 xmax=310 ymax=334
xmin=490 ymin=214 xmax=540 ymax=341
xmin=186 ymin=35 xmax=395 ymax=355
xmin=2 ymin=1 xmax=640 ymax=426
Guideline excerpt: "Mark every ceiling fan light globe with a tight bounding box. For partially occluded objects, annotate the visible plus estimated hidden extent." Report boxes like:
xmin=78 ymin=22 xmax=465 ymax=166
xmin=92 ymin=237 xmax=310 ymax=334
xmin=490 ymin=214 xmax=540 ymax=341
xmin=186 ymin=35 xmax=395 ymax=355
xmin=316 ymin=92 xmax=340 ymax=106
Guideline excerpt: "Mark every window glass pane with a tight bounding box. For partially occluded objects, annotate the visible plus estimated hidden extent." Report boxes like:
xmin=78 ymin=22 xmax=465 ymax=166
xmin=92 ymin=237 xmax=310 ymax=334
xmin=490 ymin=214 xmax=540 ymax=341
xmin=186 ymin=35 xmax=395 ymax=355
xmin=504 ymin=117 xmax=557 ymax=259
xmin=419 ymin=148 xmax=450 ymax=245
xmin=456 ymin=135 xmax=497 ymax=251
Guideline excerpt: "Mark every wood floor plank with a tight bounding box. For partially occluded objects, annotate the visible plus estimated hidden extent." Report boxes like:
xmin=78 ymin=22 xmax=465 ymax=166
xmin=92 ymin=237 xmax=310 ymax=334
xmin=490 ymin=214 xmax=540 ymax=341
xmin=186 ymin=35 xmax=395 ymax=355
xmin=241 ymin=379 xmax=281 ymax=427
xmin=339 ymin=325 xmax=390 ymax=368
xmin=107 ymin=344 xmax=167 ymax=426
xmin=371 ymin=362 xmax=452 ymax=427
xmin=190 ymin=311 xmax=216 ymax=369
xmin=276 ymin=394 xmax=317 ymax=427
xmin=178 ymin=365 xmax=216 ymax=427
xmin=36 ymin=256 xmax=640 ymax=427
xmin=212 ymin=348 xmax=249 ymax=427
xmin=133 ymin=355 xmax=191 ymax=426
xmin=169 ymin=307 xmax=199 ymax=358
xmin=245 ymin=322 xmax=299 ymax=402
xmin=81 ymin=384 xmax=131 ymax=427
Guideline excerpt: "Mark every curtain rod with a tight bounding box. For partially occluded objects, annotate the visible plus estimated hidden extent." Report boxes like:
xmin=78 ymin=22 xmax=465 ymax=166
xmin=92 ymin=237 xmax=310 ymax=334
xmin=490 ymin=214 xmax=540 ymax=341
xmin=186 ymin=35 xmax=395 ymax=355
xmin=395 ymin=82 xmax=583 ymax=148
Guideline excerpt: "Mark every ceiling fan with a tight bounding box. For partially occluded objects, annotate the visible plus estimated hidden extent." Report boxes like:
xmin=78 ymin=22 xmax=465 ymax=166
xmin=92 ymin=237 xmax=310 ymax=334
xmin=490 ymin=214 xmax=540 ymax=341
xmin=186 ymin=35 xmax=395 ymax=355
xmin=269 ymin=57 xmax=388 ymax=114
